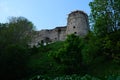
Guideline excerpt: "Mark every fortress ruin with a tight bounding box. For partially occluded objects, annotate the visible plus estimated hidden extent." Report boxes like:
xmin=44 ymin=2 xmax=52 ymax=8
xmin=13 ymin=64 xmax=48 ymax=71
xmin=30 ymin=10 xmax=90 ymax=46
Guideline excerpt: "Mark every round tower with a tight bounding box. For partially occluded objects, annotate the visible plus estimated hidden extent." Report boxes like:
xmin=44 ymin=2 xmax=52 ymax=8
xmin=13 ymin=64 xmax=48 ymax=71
xmin=66 ymin=10 xmax=89 ymax=37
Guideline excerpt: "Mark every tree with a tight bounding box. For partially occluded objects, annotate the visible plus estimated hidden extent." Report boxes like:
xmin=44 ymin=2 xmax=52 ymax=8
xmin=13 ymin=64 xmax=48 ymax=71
xmin=89 ymin=0 xmax=120 ymax=63
xmin=0 ymin=17 xmax=35 ymax=79
xmin=81 ymin=32 xmax=104 ymax=65
xmin=89 ymin=0 xmax=120 ymax=36
xmin=7 ymin=16 xmax=35 ymax=45
xmin=0 ymin=17 xmax=35 ymax=48
xmin=0 ymin=44 xmax=29 ymax=80
xmin=53 ymin=34 xmax=84 ymax=74
xmin=0 ymin=23 xmax=8 ymax=50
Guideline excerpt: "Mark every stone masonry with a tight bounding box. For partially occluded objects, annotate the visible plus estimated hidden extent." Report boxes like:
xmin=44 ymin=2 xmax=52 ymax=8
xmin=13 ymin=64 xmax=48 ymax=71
xmin=30 ymin=10 xmax=89 ymax=46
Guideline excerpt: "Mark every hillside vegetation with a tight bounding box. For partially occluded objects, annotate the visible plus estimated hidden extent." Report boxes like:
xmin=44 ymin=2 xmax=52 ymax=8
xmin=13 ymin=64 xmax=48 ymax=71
xmin=0 ymin=0 xmax=120 ymax=80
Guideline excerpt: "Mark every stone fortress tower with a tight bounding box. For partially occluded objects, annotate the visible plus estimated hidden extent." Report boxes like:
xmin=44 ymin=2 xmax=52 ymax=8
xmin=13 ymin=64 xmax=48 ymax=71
xmin=66 ymin=10 xmax=89 ymax=37
xmin=30 ymin=10 xmax=89 ymax=46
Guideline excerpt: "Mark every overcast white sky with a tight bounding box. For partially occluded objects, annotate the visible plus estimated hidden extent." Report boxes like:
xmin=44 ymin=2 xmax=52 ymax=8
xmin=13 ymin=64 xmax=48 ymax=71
xmin=0 ymin=0 xmax=92 ymax=30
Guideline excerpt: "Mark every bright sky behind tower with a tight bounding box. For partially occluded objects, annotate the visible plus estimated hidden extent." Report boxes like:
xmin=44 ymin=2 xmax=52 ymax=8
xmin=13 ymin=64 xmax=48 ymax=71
xmin=0 ymin=0 xmax=92 ymax=30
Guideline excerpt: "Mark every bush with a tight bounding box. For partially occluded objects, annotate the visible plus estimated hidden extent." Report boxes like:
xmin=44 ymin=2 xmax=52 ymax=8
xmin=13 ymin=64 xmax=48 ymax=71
xmin=52 ymin=34 xmax=85 ymax=74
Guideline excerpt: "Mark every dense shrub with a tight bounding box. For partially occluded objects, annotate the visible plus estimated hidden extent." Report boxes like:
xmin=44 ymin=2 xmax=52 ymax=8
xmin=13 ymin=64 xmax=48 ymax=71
xmin=52 ymin=34 xmax=85 ymax=74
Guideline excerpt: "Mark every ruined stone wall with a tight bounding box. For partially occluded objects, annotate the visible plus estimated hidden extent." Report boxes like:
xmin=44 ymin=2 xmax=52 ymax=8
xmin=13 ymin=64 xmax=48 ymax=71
xmin=54 ymin=27 xmax=66 ymax=41
xmin=30 ymin=26 xmax=66 ymax=46
xmin=66 ymin=10 xmax=89 ymax=37
xmin=30 ymin=10 xmax=90 ymax=46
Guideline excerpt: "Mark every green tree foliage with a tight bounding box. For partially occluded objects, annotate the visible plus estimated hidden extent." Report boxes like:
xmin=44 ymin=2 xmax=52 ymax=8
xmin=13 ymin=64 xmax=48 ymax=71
xmin=102 ymin=30 xmax=120 ymax=63
xmin=53 ymin=34 xmax=85 ymax=74
xmin=0 ymin=16 xmax=35 ymax=48
xmin=89 ymin=0 xmax=120 ymax=63
xmin=27 ymin=41 xmax=65 ymax=77
xmin=82 ymin=32 xmax=104 ymax=65
xmin=0 ymin=17 xmax=35 ymax=79
xmin=9 ymin=17 xmax=35 ymax=44
xmin=0 ymin=44 xmax=29 ymax=80
xmin=89 ymin=0 xmax=120 ymax=36
xmin=0 ymin=23 xmax=9 ymax=50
